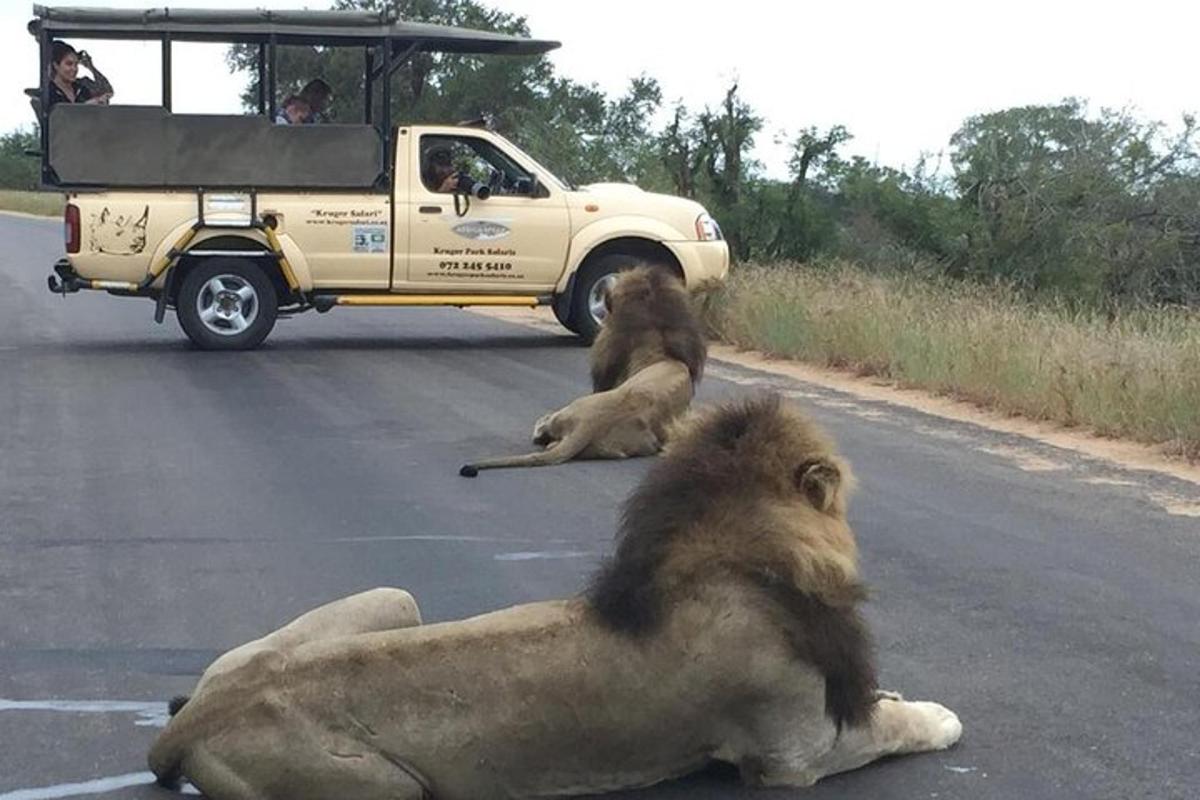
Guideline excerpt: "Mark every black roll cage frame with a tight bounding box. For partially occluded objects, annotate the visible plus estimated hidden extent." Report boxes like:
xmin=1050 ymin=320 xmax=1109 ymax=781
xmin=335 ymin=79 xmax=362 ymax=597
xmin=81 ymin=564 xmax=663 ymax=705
xmin=28 ymin=5 xmax=560 ymax=189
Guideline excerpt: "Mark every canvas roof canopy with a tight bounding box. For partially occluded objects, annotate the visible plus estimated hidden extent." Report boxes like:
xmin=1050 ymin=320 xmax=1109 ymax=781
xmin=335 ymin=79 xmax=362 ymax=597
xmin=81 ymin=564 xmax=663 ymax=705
xmin=29 ymin=5 xmax=561 ymax=53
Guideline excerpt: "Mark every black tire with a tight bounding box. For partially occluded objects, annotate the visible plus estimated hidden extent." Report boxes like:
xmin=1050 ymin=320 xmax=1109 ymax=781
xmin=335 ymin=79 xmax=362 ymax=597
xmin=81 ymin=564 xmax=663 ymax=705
xmin=551 ymin=296 xmax=581 ymax=335
xmin=176 ymin=258 xmax=278 ymax=351
xmin=568 ymin=253 xmax=645 ymax=342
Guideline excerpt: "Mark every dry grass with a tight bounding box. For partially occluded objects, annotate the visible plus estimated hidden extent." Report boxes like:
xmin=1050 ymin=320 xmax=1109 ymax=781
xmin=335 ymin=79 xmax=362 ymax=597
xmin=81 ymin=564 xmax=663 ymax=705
xmin=703 ymin=262 xmax=1200 ymax=460
xmin=0 ymin=190 xmax=63 ymax=217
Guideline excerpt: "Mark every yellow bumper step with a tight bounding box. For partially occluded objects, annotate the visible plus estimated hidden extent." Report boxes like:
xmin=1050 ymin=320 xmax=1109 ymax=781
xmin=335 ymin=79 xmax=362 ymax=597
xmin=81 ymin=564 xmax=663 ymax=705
xmin=319 ymin=294 xmax=546 ymax=309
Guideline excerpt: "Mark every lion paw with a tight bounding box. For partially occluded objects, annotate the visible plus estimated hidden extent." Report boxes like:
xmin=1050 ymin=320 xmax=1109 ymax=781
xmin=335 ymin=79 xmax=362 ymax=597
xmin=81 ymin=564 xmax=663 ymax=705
xmin=531 ymin=414 xmax=557 ymax=446
xmin=909 ymin=701 xmax=963 ymax=751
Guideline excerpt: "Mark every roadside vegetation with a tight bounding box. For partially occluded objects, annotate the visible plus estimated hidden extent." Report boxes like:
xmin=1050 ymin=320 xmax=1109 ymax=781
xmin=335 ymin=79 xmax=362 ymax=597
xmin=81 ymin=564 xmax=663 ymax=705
xmin=0 ymin=189 xmax=62 ymax=217
xmin=704 ymin=263 xmax=1200 ymax=459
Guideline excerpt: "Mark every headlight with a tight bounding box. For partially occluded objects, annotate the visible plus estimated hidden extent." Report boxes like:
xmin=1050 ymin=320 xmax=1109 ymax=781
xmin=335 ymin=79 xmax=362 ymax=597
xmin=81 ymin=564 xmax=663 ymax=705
xmin=695 ymin=212 xmax=723 ymax=241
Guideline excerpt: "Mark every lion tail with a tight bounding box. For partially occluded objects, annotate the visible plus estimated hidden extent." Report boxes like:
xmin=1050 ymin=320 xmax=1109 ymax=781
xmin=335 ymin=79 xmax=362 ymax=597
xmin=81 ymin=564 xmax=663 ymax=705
xmin=146 ymin=695 xmax=193 ymax=787
xmin=148 ymin=723 xmax=185 ymax=788
xmin=168 ymin=695 xmax=190 ymax=716
xmin=459 ymin=422 xmax=598 ymax=477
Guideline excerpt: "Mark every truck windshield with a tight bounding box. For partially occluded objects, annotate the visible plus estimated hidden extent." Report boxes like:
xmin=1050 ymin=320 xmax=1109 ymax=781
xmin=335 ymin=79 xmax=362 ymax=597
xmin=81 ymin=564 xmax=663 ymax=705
xmin=488 ymin=133 xmax=573 ymax=192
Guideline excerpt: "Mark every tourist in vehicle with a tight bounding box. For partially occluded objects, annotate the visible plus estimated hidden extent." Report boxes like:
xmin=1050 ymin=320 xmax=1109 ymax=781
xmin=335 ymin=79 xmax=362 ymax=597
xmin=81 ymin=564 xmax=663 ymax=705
xmin=47 ymin=40 xmax=113 ymax=107
xmin=422 ymin=146 xmax=467 ymax=193
xmin=273 ymin=80 xmax=332 ymax=125
xmin=275 ymin=94 xmax=312 ymax=125
xmin=298 ymin=79 xmax=333 ymax=123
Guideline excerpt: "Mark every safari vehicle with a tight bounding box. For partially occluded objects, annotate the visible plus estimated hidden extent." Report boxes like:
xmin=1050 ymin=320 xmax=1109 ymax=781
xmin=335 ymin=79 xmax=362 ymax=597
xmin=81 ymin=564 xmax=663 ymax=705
xmin=31 ymin=6 xmax=729 ymax=349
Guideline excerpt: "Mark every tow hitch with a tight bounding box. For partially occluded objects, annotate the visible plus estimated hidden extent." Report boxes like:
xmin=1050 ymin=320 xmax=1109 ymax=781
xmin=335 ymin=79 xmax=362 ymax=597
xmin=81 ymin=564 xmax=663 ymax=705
xmin=47 ymin=259 xmax=83 ymax=295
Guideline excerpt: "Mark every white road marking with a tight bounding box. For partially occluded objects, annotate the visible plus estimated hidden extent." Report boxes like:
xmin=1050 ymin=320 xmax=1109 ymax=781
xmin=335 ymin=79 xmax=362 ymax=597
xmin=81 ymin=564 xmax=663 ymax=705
xmin=0 ymin=699 xmax=169 ymax=728
xmin=0 ymin=772 xmax=161 ymax=800
xmin=494 ymin=550 xmax=595 ymax=561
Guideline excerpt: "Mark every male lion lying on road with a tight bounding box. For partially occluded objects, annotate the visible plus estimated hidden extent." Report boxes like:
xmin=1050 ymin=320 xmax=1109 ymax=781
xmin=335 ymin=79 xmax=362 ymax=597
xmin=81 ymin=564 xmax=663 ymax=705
xmin=149 ymin=394 xmax=962 ymax=799
xmin=459 ymin=266 xmax=706 ymax=476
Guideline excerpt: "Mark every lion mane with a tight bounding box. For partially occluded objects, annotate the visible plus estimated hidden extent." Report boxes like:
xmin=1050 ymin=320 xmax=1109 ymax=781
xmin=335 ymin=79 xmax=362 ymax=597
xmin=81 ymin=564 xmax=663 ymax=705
xmin=586 ymin=393 xmax=878 ymax=729
xmin=589 ymin=266 xmax=707 ymax=394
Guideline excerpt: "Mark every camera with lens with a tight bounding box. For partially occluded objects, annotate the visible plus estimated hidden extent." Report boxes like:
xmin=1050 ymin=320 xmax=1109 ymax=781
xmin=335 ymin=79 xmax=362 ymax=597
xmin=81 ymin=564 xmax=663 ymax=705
xmin=453 ymin=174 xmax=491 ymax=200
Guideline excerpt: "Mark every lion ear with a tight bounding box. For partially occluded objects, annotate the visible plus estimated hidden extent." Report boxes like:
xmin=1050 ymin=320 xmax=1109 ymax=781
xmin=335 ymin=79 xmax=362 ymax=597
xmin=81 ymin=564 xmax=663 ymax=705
xmin=795 ymin=458 xmax=842 ymax=512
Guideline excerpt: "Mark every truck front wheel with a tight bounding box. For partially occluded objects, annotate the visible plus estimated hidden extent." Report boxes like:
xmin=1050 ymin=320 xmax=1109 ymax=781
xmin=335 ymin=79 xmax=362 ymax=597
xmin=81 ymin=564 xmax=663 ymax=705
xmin=176 ymin=258 xmax=278 ymax=350
xmin=568 ymin=253 xmax=643 ymax=342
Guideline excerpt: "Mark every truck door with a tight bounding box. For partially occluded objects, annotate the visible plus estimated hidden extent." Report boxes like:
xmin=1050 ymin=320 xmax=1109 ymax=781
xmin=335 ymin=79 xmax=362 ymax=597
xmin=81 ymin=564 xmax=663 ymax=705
xmin=401 ymin=133 xmax=570 ymax=292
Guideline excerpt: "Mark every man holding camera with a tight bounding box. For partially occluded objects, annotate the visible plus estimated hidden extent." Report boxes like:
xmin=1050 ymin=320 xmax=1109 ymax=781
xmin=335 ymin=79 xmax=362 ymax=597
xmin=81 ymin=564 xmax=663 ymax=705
xmin=426 ymin=147 xmax=461 ymax=193
xmin=422 ymin=146 xmax=490 ymax=199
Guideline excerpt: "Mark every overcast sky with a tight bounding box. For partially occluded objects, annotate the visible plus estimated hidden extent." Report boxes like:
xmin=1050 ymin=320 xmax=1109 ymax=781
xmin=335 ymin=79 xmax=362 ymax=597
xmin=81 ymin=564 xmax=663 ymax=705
xmin=3 ymin=0 xmax=1196 ymax=179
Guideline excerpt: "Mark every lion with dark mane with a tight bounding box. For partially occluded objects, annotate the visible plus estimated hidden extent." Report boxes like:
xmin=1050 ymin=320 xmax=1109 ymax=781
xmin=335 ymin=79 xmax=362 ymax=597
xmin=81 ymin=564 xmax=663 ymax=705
xmin=459 ymin=266 xmax=706 ymax=476
xmin=150 ymin=394 xmax=961 ymax=799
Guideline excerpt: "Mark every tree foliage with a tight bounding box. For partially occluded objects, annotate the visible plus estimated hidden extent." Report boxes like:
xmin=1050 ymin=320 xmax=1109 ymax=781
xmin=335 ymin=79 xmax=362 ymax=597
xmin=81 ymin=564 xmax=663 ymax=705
xmin=0 ymin=128 xmax=41 ymax=191
xmin=950 ymin=100 xmax=1200 ymax=303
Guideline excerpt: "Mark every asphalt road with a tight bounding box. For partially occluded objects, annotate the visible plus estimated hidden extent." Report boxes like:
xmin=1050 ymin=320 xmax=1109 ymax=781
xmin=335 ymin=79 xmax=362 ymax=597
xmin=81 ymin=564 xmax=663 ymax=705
xmin=1 ymin=213 xmax=1197 ymax=800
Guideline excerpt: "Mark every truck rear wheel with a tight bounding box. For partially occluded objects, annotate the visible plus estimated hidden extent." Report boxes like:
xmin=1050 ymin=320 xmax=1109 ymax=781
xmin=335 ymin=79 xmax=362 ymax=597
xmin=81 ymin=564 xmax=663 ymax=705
xmin=176 ymin=258 xmax=278 ymax=350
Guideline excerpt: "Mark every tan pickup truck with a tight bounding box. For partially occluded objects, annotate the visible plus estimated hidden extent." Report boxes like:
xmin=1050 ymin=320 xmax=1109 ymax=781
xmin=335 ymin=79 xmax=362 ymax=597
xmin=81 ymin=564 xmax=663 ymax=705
xmin=53 ymin=122 xmax=728 ymax=349
xmin=35 ymin=7 xmax=728 ymax=349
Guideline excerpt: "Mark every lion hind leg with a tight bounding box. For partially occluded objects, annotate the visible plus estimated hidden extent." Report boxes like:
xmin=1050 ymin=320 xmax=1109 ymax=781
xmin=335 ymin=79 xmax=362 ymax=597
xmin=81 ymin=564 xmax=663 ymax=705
xmin=183 ymin=747 xmax=266 ymax=800
xmin=185 ymin=589 xmax=422 ymax=704
xmin=586 ymin=418 xmax=662 ymax=459
xmin=270 ymin=587 xmax=423 ymax=645
xmin=272 ymin=750 xmax=430 ymax=800
xmin=187 ymin=745 xmax=428 ymax=800
xmin=316 ymin=752 xmax=429 ymax=800
xmin=224 ymin=588 xmax=423 ymax=657
xmin=755 ymin=695 xmax=962 ymax=787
